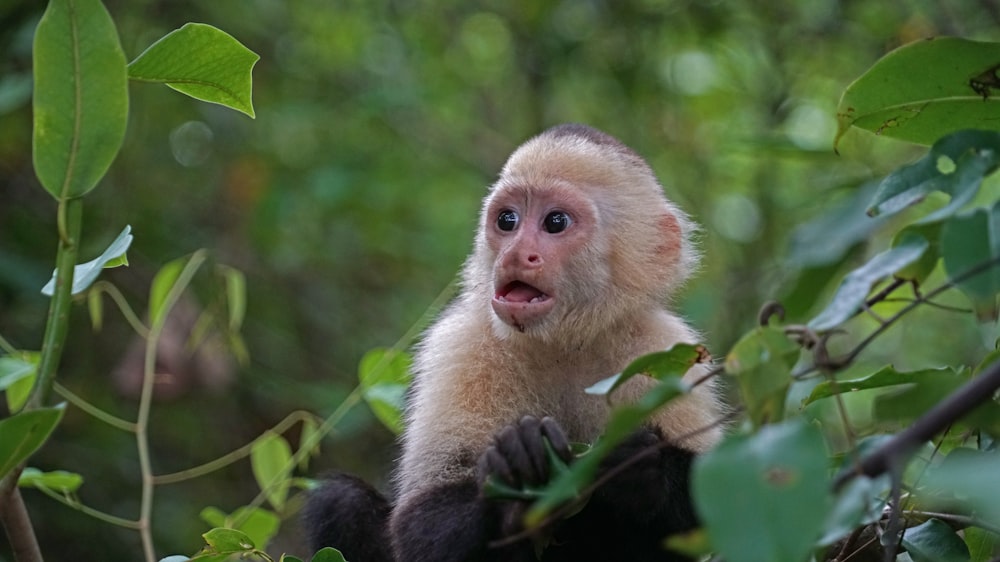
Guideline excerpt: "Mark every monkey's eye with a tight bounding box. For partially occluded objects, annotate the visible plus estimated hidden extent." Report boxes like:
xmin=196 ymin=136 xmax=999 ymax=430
xmin=543 ymin=211 xmax=571 ymax=233
xmin=497 ymin=210 xmax=520 ymax=231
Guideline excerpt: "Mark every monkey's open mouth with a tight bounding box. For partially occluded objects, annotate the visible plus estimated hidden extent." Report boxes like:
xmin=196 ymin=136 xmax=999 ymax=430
xmin=494 ymin=281 xmax=551 ymax=304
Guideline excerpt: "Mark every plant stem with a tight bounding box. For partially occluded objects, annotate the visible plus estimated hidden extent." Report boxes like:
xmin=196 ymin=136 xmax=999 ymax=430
xmin=1 ymin=198 xmax=82 ymax=562
xmin=28 ymin=197 xmax=83 ymax=409
xmin=0 ymin=473 xmax=43 ymax=562
xmin=135 ymin=251 xmax=207 ymax=562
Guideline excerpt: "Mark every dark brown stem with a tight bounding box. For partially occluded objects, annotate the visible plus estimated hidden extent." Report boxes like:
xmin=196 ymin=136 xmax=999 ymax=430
xmin=833 ymin=358 xmax=1000 ymax=491
xmin=0 ymin=468 xmax=43 ymax=562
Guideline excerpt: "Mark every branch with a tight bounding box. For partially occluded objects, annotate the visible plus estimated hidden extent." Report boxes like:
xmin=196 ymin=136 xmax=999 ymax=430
xmin=833 ymin=357 xmax=1000 ymax=491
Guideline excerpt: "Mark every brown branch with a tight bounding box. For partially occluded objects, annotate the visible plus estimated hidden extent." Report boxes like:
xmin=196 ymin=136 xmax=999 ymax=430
xmin=833 ymin=357 xmax=1000 ymax=492
xmin=0 ymin=468 xmax=43 ymax=562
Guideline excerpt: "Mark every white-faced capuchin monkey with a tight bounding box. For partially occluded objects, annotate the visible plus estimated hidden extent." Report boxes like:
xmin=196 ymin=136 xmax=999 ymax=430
xmin=304 ymin=124 xmax=723 ymax=562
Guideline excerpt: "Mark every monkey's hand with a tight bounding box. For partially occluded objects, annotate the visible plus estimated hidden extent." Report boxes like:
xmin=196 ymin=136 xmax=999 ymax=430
xmin=476 ymin=415 xmax=574 ymax=491
xmin=475 ymin=415 xmax=574 ymax=539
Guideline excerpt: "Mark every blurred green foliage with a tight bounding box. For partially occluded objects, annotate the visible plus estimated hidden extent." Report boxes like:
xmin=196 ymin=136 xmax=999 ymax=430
xmin=2 ymin=1 xmax=1000 ymax=559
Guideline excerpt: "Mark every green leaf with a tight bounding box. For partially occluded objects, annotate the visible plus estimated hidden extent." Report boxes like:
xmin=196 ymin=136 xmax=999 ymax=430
xmin=817 ymin=475 xmax=888 ymax=546
xmin=724 ymin=326 xmax=800 ymax=427
xmin=32 ymin=0 xmax=128 ymax=199
xmin=901 ymin=518 xmax=971 ymax=562
xmin=693 ymin=419 xmax=832 ymax=562
xmin=585 ymin=343 xmax=707 ymax=397
xmin=199 ymin=506 xmax=280 ymax=550
xmin=892 ymin=222 xmax=943 ymax=284
xmin=808 ymin=236 xmax=929 ymax=331
xmin=866 ymin=130 xmax=1000 ymax=219
xmin=923 ymin=450 xmax=1000 ymax=523
xmin=128 ymin=23 xmax=258 ymax=118
xmin=805 ymin=365 xmax=959 ymax=405
xmin=359 ymin=348 xmax=412 ymax=435
xmin=41 ymin=225 xmax=132 ymax=296
xmin=191 ymin=528 xmax=266 ymax=561
xmin=870 ymin=368 xmax=1000 ymax=434
xmin=298 ymin=416 xmax=320 ymax=471
xmin=965 ymin=526 xmax=1000 ymax=562
xmin=835 ymin=37 xmax=1000 ymax=148
xmin=941 ymin=203 xmax=1000 ymax=320
xmin=308 ymin=549 xmax=348 ymax=562
xmin=0 ymin=405 xmax=66 ymax=480
xmin=787 ymin=181 xmax=889 ymax=268
xmin=250 ymin=431 xmax=292 ymax=511
xmin=149 ymin=252 xmax=208 ymax=329
xmin=0 ymin=353 xmax=39 ymax=412
xmin=219 ymin=265 xmax=246 ymax=332
xmin=17 ymin=467 xmax=83 ymax=492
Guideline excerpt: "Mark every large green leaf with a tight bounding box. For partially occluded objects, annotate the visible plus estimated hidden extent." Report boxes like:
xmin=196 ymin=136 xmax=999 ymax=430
xmin=941 ymin=202 xmax=1000 ymax=320
xmin=32 ymin=0 xmax=128 ymax=199
xmin=0 ymin=405 xmax=66 ymax=480
xmin=128 ymin=23 xmax=259 ymax=118
xmin=693 ymin=419 xmax=832 ymax=562
xmin=835 ymin=37 xmax=1000 ymax=148
xmin=808 ymin=235 xmax=929 ymax=331
xmin=866 ymin=130 xmax=1000 ymax=219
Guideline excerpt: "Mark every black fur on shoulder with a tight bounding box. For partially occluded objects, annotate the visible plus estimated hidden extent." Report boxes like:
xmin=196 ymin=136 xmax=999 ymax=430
xmin=302 ymin=473 xmax=394 ymax=562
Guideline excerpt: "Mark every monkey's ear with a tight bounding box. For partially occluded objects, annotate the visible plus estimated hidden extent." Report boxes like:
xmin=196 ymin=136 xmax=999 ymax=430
xmin=655 ymin=212 xmax=683 ymax=266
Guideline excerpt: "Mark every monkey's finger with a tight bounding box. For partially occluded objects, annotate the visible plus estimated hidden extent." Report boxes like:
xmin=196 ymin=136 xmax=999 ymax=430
xmin=496 ymin=424 xmax=540 ymax=486
xmin=540 ymin=417 xmax=573 ymax=463
xmin=516 ymin=416 xmax=549 ymax=484
xmin=478 ymin=446 xmax=516 ymax=487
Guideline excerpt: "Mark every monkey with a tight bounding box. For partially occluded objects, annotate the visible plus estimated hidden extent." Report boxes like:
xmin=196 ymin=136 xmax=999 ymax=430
xmin=304 ymin=124 xmax=724 ymax=562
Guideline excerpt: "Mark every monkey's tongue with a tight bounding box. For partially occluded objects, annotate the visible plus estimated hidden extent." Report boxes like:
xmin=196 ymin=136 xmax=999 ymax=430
xmin=497 ymin=281 xmax=549 ymax=303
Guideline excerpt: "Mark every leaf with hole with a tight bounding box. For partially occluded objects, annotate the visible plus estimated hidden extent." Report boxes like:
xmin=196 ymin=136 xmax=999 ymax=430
xmin=693 ymin=419 xmax=832 ymax=562
xmin=866 ymin=130 xmax=1000 ymax=220
xmin=835 ymin=37 xmax=1000 ymax=148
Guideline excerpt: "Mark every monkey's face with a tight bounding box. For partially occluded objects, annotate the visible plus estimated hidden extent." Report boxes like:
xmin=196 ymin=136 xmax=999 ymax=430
xmin=483 ymin=181 xmax=604 ymax=337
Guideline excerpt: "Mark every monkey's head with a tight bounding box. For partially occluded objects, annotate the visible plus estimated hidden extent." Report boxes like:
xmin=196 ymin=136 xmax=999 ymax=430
xmin=467 ymin=124 xmax=698 ymax=346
